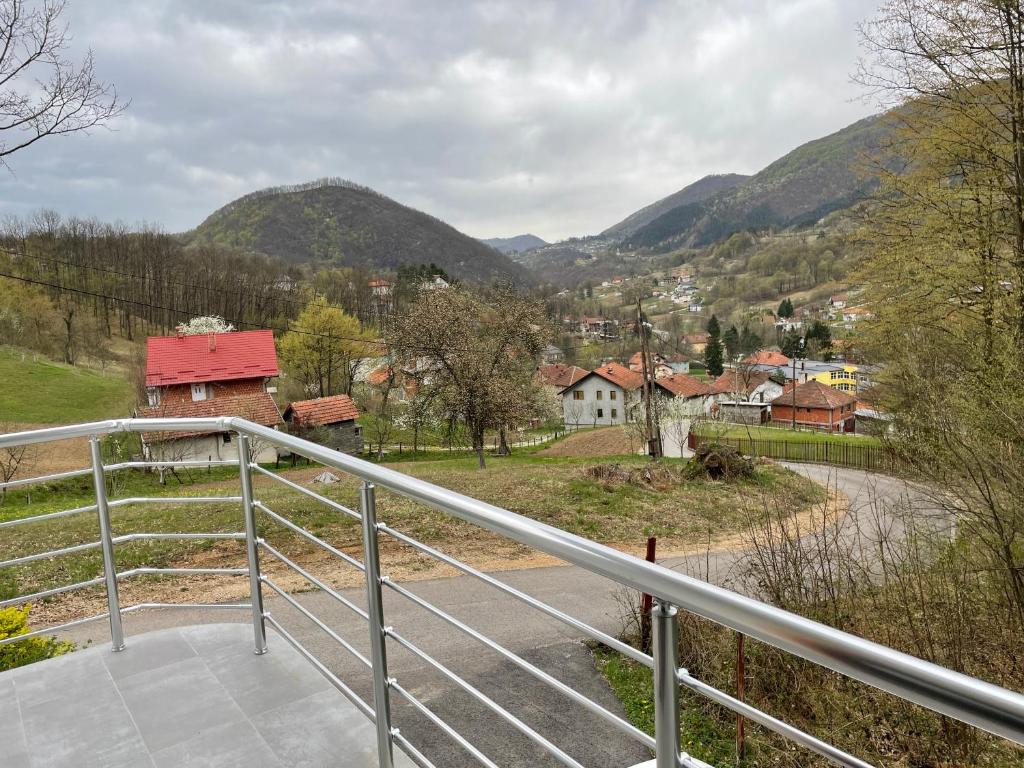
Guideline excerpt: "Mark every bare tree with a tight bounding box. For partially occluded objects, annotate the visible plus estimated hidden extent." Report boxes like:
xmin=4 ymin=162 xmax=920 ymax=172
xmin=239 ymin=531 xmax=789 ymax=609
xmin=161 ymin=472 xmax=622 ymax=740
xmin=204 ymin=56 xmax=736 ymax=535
xmin=0 ymin=0 xmax=125 ymax=164
xmin=0 ymin=420 xmax=35 ymax=502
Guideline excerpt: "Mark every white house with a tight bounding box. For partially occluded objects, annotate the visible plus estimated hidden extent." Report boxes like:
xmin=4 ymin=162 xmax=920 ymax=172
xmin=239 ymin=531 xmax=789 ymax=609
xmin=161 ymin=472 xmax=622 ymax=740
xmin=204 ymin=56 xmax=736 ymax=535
xmin=560 ymin=362 xmax=642 ymax=427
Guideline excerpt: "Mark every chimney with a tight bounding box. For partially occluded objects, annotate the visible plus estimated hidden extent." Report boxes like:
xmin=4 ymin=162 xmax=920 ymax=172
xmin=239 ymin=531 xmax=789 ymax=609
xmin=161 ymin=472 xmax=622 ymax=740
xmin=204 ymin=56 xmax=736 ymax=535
xmin=208 ymin=333 xmax=217 ymax=352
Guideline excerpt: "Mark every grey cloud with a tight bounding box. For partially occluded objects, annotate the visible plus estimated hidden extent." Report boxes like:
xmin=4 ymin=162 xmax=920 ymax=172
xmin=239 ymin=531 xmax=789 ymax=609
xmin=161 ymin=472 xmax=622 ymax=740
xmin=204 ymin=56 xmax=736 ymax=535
xmin=0 ymin=0 xmax=879 ymax=241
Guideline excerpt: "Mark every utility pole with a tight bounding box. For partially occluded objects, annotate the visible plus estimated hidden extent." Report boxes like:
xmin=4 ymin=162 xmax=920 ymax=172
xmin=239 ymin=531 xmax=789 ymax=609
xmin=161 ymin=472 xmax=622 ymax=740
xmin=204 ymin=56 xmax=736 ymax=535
xmin=791 ymin=355 xmax=797 ymax=429
xmin=637 ymin=298 xmax=662 ymax=458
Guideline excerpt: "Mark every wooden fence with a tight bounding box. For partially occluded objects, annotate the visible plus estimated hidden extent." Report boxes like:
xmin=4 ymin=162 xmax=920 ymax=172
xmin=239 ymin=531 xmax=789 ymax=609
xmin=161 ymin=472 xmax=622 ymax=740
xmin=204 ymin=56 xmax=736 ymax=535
xmin=689 ymin=434 xmax=906 ymax=474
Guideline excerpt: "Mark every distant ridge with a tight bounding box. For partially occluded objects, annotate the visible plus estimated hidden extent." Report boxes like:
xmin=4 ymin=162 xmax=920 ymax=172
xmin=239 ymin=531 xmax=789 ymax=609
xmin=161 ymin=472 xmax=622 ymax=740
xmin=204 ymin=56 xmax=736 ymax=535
xmin=186 ymin=178 xmax=533 ymax=285
xmin=481 ymin=234 xmax=548 ymax=254
xmin=602 ymin=173 xmax=749 ymax=239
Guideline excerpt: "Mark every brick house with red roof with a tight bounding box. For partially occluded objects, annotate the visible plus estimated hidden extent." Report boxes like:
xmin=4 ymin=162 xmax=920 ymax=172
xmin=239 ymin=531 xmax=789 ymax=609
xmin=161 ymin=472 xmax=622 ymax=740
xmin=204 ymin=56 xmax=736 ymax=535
xmin=770 ymin=380 xmax=856 ymax=432
xmin=139 ymin=330 xmax=282 ymax=462
xmin=283 ymin=394 xmax=362 ymax=454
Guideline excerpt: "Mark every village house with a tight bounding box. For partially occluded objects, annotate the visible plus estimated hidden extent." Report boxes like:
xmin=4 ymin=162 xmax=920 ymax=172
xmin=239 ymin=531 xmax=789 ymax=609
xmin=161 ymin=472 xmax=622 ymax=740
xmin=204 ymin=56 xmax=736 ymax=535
xmin=684 ymin=332 xmax=710 ymax=354
xmin=368 ymin=278 xmax=393 ymax=297
xmin=559 ymin=362 xmax=641 ymax=427
xmin=742 ymin=349 xmax=791 ymax=368
xmin=541 ymin=344 xmax=565 ymax=364
xmin=139 ymin=330 xmax=282 ymax=462
xmin=283 ymin=394 xmax=363 ymax=454
xmin=829 ymin=293 xmax=849 ymax=311
xmin=745 ymin=353 xmax=860 ymax=393
xmin=627 ymin=351 xmax=673 ymax=379
xmin=708 ymin=369 xmax=785 ymax=424
xmin=770 ymin=380 xmax=857 ymax=432
xmin=654 ymin=373 xmax=713 ymax=416
xmin=537 ymin=363 xmax=587 ymax=393
xmin=666 ymin=353 xmax=690 ymax=374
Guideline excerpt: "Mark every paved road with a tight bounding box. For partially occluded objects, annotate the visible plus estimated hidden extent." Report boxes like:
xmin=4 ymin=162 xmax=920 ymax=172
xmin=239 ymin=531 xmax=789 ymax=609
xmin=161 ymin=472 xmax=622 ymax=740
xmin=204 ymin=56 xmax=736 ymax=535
xmin=59 ymin=464 xmax=933 ymax=768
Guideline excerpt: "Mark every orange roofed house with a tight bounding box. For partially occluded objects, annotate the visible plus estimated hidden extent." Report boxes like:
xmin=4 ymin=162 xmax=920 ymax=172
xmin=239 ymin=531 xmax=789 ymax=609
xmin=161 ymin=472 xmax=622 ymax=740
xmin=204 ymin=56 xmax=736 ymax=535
xmin=283 ymin=394 xmax=362 ymax=454
xmin=139 ymin=330 xmax=283 ymax=462
xmin=770 ymin=380 xmax=856 ymax=432
xmin=559 ymin=362 xmax=643 ymax=427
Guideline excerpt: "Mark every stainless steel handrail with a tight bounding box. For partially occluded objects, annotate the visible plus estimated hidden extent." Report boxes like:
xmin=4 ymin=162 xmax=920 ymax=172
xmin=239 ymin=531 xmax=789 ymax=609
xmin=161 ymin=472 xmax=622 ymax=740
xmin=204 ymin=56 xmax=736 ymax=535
xmin=0 ymin=417 xmax=1022 ymax=768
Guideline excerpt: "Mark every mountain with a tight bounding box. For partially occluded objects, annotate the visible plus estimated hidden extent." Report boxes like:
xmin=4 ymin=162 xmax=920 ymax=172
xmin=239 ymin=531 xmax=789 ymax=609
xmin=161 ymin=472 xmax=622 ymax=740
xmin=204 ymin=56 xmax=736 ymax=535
xmin=602 ymin=173 xmax=749 ymax=239
xmin=481 ymin=234 xmax=548 ymax=254
xmin=622 ymin=114 xmax=892 ymax=251
xmin=186 ymin=178 xmax=533 ymax=284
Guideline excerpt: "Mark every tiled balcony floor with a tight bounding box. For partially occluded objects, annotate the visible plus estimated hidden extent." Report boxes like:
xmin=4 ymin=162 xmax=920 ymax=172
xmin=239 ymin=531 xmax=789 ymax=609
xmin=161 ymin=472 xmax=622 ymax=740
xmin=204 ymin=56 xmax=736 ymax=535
xmin=0 ymin=623 xmax=414 ymax=768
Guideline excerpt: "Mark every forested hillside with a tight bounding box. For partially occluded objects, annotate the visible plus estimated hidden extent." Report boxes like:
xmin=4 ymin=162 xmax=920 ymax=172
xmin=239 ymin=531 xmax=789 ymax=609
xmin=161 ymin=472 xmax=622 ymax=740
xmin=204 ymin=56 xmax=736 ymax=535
xmin=602 ymin=173 xmax=749 ymax=238
xmin=187 ymin=178 xmax=532 ymax=285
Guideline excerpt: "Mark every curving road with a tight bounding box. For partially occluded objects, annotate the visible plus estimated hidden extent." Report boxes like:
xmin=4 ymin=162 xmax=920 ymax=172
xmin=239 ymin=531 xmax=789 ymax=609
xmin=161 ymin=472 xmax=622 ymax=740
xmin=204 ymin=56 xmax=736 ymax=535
xmin=58 ymin=464 xmax=935 ymax=768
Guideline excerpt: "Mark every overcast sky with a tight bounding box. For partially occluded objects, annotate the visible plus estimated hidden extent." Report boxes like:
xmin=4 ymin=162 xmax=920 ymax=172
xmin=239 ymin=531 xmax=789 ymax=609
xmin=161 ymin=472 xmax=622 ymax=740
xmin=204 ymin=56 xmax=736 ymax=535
xmin=0 ymin=0 xmax=880 ymax=242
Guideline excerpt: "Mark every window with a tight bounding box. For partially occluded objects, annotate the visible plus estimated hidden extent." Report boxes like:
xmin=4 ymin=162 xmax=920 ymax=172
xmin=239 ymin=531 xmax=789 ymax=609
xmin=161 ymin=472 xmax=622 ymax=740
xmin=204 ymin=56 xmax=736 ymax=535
xmin=596 ymin=390 xmax=603 ymax=400
xmin=609 ymin=391 xmax=617 ymax=400
xmin=222 ymin=433 xmax=232 ymax=444
xmin=611 ymin=408 xmax=617 ymax=418
xmin=597 ymin=408 xmax=604 ymax=418
xmin=191 ymin=382 xmax=208 ymax=402
xmin=147 ymin=389 xmax=159 ymax=407
xmin=573 ymin=390 xmax=585 ymax=401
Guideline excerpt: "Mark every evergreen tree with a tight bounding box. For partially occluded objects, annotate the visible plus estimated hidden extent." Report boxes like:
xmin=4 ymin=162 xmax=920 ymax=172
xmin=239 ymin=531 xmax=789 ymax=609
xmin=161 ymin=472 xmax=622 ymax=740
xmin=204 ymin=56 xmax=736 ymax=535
xmin=780 ymin=331 xmax=804 ymax=359
xmin=777 ymin=298 xmax=794 ymax=318
xmin=805 ymin=320 xmax=833 ymax=361
xmin=723 ymin=325 xmax=740 ymax=359
xmin=739 ymin=325 xmax=762 ymax=354
xmin=704 ymin=314 xmax=724 ymax=375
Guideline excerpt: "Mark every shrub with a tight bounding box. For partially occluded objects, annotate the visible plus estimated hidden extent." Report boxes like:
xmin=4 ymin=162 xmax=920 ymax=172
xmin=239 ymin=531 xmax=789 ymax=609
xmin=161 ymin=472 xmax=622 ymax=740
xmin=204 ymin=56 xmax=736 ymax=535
xmin=0 ymin=606 xmax=73 ymax=672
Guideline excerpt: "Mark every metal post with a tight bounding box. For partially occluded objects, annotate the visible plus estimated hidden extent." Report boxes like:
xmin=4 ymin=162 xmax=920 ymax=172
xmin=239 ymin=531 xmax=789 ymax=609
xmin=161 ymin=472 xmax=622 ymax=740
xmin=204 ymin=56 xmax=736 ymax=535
xmin=653 ymin=599 xmax=680 ymax=768
xmin=238 ymin=435 xmax=267 ymax=655
xmin=361 ymin=481 xmax=395 ymax=768
xmin=89 ymin=435 xmax=124 ymax=652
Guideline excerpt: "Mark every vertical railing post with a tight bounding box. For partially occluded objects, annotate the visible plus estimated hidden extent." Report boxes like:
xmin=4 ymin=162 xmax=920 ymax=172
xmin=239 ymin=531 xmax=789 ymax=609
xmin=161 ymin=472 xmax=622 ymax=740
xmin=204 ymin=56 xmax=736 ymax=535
xmin=238 ymin=435 xmax=267 ymax=655
xmin=653 ymin=599 xmax=681 ymax=768
xmin=361 ymin=481 xmax=395 ymax=768
xmin=89 ymin=435 xmax=124 ymax=652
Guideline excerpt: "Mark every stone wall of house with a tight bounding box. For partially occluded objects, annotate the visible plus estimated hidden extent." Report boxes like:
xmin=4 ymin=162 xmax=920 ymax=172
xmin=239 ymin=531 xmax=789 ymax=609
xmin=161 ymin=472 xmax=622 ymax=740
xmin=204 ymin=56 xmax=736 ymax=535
xmin=562 ymin=378 xmax=632 ymax=426
xmin=146 ymin=431 xmax=279 ymax=464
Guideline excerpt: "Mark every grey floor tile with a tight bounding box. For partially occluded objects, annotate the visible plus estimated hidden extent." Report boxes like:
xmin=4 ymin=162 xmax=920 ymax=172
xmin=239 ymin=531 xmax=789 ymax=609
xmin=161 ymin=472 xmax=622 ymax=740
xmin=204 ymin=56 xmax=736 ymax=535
xmin=151 ymin=719 xmax=283 ymax=768
xmin=252 ymin=689 xmax=415 ymax=768
xmin=117 ymin=656 xmax=246 ymax=753
xmin=21 ymin=679 xmax=152 ymax=768
xmin=205 ymin=640 xmax=331 ymax=717
xmin=180 ymin=623 xmax=254 ymax=661
xmin=11 ymin=652 xmax=109 ymax=709
xmin=103 ymin=629 xmax=196 ymax=680
xmin=0 ymin=678 xmax=30 ymax=766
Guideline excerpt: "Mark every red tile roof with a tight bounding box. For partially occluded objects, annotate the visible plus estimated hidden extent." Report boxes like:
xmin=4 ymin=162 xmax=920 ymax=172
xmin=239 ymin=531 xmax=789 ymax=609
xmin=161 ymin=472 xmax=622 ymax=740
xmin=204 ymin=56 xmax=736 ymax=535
xmin=537 ymin=364 xmax=587 ymax=388
xmin=656 ymin=374 xmax=710 ymax=398
xmin=742 ymin=350 xmax=790 ymax=367
xmin=590 ymin=361 xmax=643 ymax=391
xmin=770 ymin=380 xmax=856 ymax=410
xmin=284 ymin=395 xmax=360 ymax=427
xmin=145 ymin=330 xmax=279 ymax=387
xmin=709 ymin=369 xmax=774 ymax=396
xmin=139 ymin=391 xmax=282 ymax=439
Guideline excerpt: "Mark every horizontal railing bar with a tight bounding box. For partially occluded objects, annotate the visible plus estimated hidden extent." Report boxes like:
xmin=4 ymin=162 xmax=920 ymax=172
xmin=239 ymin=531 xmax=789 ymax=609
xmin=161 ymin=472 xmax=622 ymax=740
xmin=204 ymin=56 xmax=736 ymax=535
xmin=262 ymin=577 xmax=372 ymax=668
xmin=0 ymin=611 xmax=110 ymax=646
xmin=0 ymin=577 xmax=106 ymax=608
xmin=251 ymin=464 xmax=361 ymax=521
xmin=113 ymin=532 xmax=246 ymax=543
xmin=108 ymin=496 xmax=242 ymax=507
xmin=0 ymin=540 xmax=102 ymax=568
xmin=0 ymin=503 xmax=98 ymax=530
xmin=387 ymin=628 xmax=586 ymax=768
xmin=4 ymin=417 xmax=1023 ymax=746
xmin=255 ymin=502 xmax=365 ymax=572
xmin=390 ymin=679 xmax=500 ymax=768
xmin=264 ymin=612 xmax=375 ymax=720
xmin=392 ymin=730 xmax=439 ymax=768
xmin=259 ymin=540 xmax=369 ymax=621
xmin=378 ymin=522 xmax=653 ymax=667
xmin=118 ymin=567 xmax=249 ymax=577
xmin=677 ymin=669 xmax=874 ymax=768
xmin=0 ymin=467 xmax=93 ymax=490
xmin=105 ymin=460 xmax=239 ymax=471
xmin=121 ymin=602 xmax=252 ymax=613
xmin=383 ymin=577 xmax=654 ymax=749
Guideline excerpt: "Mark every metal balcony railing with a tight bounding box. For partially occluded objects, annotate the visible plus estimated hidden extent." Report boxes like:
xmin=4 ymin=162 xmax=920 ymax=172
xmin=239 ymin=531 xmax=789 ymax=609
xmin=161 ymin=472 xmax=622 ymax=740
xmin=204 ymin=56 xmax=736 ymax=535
xmin=0 ymin=416 xmax=1023 ymax=768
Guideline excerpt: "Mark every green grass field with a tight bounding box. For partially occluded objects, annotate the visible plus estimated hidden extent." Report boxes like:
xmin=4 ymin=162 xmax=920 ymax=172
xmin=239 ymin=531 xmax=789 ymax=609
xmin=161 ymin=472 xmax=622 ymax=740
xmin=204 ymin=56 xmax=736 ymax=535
xmin=0 ymin=346 xmax=133 ymax=424
xmin=692 ymin=422 xmax=879 ymax=446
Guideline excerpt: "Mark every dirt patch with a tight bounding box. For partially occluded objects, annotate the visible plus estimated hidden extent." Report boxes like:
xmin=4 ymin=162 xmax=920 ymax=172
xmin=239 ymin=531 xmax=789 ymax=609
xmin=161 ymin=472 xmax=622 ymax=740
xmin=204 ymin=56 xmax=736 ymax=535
xmin=8 ymin=424 xmax=91 ymax=475
xmin=536 ymin=427 xmax=636 ymax=457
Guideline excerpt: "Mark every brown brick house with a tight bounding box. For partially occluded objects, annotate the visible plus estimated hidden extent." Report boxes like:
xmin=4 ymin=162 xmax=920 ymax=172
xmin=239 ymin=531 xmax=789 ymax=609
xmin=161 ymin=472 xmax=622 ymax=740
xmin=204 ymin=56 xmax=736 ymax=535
xmin=770 ymin=380 xmax=856 ymax=432
xmin=139 ymin=330 xmax=282 ymax=462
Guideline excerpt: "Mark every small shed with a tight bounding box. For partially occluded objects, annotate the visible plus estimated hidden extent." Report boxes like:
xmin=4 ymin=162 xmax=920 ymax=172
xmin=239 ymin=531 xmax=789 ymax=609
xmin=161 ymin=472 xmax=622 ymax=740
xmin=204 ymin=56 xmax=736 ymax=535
xmin=283 ymin=395 xmax=363 ymax=454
